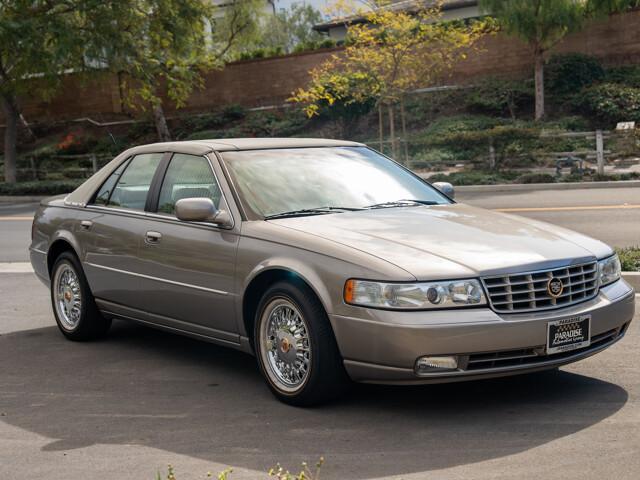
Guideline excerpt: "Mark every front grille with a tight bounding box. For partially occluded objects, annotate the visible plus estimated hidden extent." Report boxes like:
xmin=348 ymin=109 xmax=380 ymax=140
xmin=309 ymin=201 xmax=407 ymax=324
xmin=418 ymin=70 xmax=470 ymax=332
xmin=466 ymin=325 xmax=626 ymax=371
xmin=481 ymin=262 xmax=599 ymax=313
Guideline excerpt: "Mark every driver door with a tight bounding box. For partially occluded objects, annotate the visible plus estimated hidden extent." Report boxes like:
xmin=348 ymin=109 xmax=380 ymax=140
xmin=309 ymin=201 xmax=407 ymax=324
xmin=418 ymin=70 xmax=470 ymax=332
xmin=131 ymin=153 xmax=240 ymax=342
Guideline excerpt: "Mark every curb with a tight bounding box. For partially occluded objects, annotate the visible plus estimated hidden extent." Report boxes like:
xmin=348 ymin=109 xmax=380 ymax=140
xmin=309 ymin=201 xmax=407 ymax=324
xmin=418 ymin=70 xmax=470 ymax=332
xmin=622 ymin=272 xmax=640 ymax=291
xmin=417 ymin=178 xmax=640 ymax=194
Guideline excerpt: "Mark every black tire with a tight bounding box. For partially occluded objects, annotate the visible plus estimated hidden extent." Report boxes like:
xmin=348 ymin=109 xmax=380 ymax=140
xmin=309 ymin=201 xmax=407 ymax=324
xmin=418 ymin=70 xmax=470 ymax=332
xmin=254 ymin=280 xmax=350 ymax=406
xmin=50 ymin=251 xmax=111 ymax=341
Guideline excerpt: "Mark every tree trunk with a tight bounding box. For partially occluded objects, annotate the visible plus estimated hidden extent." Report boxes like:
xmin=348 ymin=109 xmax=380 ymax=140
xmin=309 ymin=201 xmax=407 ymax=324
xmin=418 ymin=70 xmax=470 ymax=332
xmin=534 ymin=50 xmax=545 ymax=121
xmin=1 ymin=93 xmax=19 ymax=184
xmin=378 ymin=103 xmax=384 ymax=152
xmin=387 ymin=103 xmax=397 ymax=159
xmin=400 ymin=97 xmax=409 ymax=165
xmin=152 ymin=102 xmax=171 ymax=142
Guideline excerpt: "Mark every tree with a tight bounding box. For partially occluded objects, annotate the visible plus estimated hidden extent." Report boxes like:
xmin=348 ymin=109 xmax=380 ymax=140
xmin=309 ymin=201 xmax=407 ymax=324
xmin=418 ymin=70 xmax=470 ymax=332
xmin=0 ymin=1 xmax=87 ymax=183
xmin=479 ymin=0 xmax=639 ymax=121
xmin=254 ymin=3 xmax=326 ymax=54
xmin=291 ymin=0 xmax=491 ymax=158
xmin=84 ymin=0 xmax=263 ymax=141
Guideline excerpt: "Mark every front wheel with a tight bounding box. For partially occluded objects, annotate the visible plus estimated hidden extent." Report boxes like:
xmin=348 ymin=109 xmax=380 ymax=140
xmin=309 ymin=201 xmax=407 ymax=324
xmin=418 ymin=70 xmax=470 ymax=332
xmin=50 ymin=252 xmax=111 ymax=341
xmin=254 ymin=281 xmax=349 ymax=406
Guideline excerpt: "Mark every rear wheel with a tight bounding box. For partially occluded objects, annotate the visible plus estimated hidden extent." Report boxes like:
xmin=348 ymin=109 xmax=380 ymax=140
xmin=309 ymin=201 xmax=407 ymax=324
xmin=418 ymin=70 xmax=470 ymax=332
xmin=50 ymin=252 xmax=111 ymax=341
xmin=254 ymin=281 xmax=349 ymax=406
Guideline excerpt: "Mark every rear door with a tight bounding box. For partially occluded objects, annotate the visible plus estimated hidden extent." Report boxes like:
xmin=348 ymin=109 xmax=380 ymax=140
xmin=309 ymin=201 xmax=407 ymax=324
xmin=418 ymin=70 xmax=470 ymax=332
xmin=80 ymin=152 xmax=165 ymax=308
xmin=131 ymin=153 xmax=240 ymax=341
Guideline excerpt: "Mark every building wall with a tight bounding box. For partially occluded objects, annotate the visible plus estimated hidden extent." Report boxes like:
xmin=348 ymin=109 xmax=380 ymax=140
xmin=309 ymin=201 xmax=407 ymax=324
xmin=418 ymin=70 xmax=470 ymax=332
xmin=5 ymin=10 xmax=640 ymax=125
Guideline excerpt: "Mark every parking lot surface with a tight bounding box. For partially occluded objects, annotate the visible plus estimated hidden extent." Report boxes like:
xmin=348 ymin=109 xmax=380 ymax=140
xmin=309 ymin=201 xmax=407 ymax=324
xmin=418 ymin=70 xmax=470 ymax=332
xmin=0 ymin=273 xmax=638 ymax=480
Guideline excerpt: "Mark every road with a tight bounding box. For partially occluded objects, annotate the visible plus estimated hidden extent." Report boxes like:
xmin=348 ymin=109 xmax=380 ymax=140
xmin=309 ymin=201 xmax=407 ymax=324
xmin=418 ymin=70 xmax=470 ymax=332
xmin=458 ymin=187 xmax=640 ymax=248
xmin=0 ymin=186 xmax=639 ymax=479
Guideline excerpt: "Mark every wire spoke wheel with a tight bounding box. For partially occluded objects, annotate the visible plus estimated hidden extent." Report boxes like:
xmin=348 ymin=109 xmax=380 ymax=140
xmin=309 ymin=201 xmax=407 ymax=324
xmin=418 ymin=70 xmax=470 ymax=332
xmin=259 ymin=297 xmax=312 ymax=393
xmin=53 ymin=262 xmax=83 ymax=331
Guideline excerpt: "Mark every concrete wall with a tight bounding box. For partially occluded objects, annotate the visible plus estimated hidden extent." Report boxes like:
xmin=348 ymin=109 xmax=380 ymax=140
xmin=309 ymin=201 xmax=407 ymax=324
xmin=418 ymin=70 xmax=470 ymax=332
xmin=6 ymin=9 xmax=640 ymax=124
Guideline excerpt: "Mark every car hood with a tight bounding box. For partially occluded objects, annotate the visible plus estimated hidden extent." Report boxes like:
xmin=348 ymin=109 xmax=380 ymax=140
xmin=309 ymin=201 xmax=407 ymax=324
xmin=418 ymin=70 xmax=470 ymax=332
xmin=269 ymin=204 xmax=613 ymax=280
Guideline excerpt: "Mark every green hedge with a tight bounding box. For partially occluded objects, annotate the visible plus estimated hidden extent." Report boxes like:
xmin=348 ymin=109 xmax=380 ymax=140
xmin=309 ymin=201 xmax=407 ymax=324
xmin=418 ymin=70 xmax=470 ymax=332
xmin=0 ymin=180 xmax=82 ymax=196
xmin=573 ymin=83 xmax=640 ymax=125
xmin=616 ymin=247 xmax=640 ymax=272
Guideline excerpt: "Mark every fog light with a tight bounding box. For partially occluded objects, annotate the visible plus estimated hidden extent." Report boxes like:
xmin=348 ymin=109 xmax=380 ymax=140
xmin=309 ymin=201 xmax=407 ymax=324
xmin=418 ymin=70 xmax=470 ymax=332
xmin=415 ymin=356 xmax=458 ymax=375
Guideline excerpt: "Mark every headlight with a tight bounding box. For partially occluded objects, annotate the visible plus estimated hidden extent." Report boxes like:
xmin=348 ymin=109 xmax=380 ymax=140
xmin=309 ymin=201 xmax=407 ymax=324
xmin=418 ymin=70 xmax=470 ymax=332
xmin=598 ymin=254 xmax=621 ymax=286
xmin=344 ymin=278 xmax=486 ymax=310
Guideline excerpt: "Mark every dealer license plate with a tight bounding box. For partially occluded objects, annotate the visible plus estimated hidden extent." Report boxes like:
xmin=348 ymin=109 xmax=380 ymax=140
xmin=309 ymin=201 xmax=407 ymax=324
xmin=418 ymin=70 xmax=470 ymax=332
xmin=546 ymin=315 xmax=591 ymax=355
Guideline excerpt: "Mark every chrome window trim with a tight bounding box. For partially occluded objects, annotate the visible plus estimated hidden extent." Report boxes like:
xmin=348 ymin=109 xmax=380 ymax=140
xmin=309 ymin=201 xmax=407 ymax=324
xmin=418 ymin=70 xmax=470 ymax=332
xmin=84 ymin=262 xmax=230 ymax=296
xmin=83 ymin=204 xmax=235 ymax=233
xmin=85 ymin=152 xmax=236 ymax=230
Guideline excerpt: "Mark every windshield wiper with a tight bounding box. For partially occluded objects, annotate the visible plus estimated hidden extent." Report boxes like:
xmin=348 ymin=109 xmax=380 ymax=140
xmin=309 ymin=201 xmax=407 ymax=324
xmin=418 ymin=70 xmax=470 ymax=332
xmin=264 ymin=206 xmax=363 ymax=220
xmin=364 ymin=199 xmax=441 ymax=210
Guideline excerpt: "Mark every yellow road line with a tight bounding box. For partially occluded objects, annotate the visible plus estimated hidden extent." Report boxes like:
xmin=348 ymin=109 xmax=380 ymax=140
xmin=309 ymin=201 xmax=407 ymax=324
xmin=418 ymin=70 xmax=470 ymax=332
xmin=495 ymin=204 xmax=640 ymax=213
xmin=0 ymin=216 xmax=34 ymax=221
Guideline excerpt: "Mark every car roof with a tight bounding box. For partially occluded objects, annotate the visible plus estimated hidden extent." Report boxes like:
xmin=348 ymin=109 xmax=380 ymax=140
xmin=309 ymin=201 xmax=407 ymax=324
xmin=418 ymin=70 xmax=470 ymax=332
xmin=129 ymin=138 xmax=364 ymax=155
xmin=64 ymin=138 xmax=366 ymax=207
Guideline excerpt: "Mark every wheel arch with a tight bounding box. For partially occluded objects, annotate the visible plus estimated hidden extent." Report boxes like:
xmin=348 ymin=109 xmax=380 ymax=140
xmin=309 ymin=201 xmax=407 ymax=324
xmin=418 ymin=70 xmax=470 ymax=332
xmin=240 ymin=263 xmax=334 ymax=348
xmin=47 ymin=234 xmax=82 ymax=277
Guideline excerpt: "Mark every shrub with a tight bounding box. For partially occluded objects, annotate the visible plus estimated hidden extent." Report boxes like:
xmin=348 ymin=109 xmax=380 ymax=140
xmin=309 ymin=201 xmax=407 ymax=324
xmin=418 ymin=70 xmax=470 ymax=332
xmin=427 ymin=170 xmax=520 ymax=185
xmin=466 ymin=77 xmax=534 ymax=118
xmin=546 ymin=53 xmax=605 ymax=97
xmin=0 ymin=180 xmax=82 ymax=196
xmin=616 ymin=247 xmax=640 ymax=272
xmin=410 ymin=148 xmax=458 ymax=168
xmin=292 ymin=38 xmax=336 ymax=53
xmin=418 ymin=116 xmax=539 ymax=167
xmin=605 ymin=65 xmax=640 ymax=88
xmin=185 ymin=129 xmax=223 ymax=140
xmin=515 ymin=172 xmax=556 ymax=184
xmin=222 ymin=104 xmax=247 ymax=121
xmin=573 ymin=83 xmax=640 ymax=125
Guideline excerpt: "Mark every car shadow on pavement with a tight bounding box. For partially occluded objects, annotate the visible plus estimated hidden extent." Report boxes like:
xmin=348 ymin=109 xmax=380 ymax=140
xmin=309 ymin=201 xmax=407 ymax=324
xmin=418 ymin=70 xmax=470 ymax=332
xmin=0 ymin=320 xmax=629 ymax=479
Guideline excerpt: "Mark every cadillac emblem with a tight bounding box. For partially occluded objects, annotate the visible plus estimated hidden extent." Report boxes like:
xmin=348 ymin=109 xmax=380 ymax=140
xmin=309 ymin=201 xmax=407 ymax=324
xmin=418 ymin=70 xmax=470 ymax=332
xmin=547 ymin=277 xmax=564 ymax=298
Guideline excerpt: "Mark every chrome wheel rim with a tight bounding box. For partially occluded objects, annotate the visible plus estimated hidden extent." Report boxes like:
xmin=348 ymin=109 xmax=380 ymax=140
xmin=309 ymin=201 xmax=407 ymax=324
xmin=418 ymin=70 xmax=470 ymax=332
xmin=259 ymin=298 xmax=311 ymax=393
xmin=53 ymin=262 xmax=82 ymax=331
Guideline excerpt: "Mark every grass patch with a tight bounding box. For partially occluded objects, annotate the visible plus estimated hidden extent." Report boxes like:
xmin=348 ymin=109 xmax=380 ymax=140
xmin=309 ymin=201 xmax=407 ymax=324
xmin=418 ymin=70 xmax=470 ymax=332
xmin=616 ymin=247 xmax=640 ymax=272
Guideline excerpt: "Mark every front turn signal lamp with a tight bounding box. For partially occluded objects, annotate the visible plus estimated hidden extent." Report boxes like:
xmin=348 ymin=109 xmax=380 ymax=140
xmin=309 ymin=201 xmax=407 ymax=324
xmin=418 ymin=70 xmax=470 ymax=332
xmin=344 ymin=278 xmax=486 ymax=310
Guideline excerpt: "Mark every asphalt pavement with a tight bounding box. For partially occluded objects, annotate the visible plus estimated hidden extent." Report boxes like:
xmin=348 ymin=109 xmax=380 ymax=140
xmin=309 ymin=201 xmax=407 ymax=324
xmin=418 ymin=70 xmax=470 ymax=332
xmin=0 ymin=274 xmax=638 ymax=480
xmin=0 ymin=186 xmax=639 ymax=479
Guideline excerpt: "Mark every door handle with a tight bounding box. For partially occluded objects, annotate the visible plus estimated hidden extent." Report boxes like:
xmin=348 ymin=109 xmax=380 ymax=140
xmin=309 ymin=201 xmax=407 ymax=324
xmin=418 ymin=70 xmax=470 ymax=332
xmin=145 ymin=231 xmax=162 ymax=244
xmin=80 ymin=220 xmax=93 ymax=230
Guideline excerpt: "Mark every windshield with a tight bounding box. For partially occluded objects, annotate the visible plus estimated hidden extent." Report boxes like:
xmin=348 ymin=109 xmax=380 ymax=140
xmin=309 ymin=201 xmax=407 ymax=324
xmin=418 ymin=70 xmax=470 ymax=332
xmin=221 ymin=147 xmax=451 ymax=218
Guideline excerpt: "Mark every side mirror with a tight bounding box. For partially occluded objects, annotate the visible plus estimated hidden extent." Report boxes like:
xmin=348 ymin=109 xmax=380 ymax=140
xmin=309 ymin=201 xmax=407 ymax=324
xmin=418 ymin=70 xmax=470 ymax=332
xmin=432 ymin=181 xmax=455 ymax=199
xmin=175 ymin=197 xmax=233 ymax=228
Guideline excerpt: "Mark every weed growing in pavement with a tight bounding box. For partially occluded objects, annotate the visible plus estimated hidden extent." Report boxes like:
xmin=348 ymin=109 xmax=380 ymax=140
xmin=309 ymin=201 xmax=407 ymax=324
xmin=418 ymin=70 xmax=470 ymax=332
xmin=155 ymin=458 xmax=323 ymax=480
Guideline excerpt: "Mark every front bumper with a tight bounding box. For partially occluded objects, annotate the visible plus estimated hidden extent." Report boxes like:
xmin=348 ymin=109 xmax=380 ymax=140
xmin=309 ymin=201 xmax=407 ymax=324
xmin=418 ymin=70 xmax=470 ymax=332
xmin=329 ymin=279 xmax=635 ymax=384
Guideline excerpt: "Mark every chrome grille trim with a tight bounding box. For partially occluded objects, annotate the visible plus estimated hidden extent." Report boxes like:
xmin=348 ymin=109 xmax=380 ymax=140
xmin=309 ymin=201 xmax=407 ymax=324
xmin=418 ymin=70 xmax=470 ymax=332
xmin=481 ymin=261 xmax=599 ymax=313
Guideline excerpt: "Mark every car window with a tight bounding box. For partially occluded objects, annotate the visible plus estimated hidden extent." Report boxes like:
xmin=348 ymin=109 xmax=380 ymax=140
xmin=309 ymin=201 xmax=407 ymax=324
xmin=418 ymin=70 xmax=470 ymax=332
xmin=93 ymin=159 xmax=130 ymax=206
xmin=222 ymin=147 xmax=450 ymax=218
xmin=157 ymin=153 xmax=221 ymax=215
xmin=107 ymin=153 xmax=163 ymax=210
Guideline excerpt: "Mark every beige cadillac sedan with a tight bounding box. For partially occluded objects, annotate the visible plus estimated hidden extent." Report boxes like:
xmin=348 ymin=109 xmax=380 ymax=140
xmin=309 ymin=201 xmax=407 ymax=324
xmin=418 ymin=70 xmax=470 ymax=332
xmin=30 ymin=138 xmax=635 ymax=405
